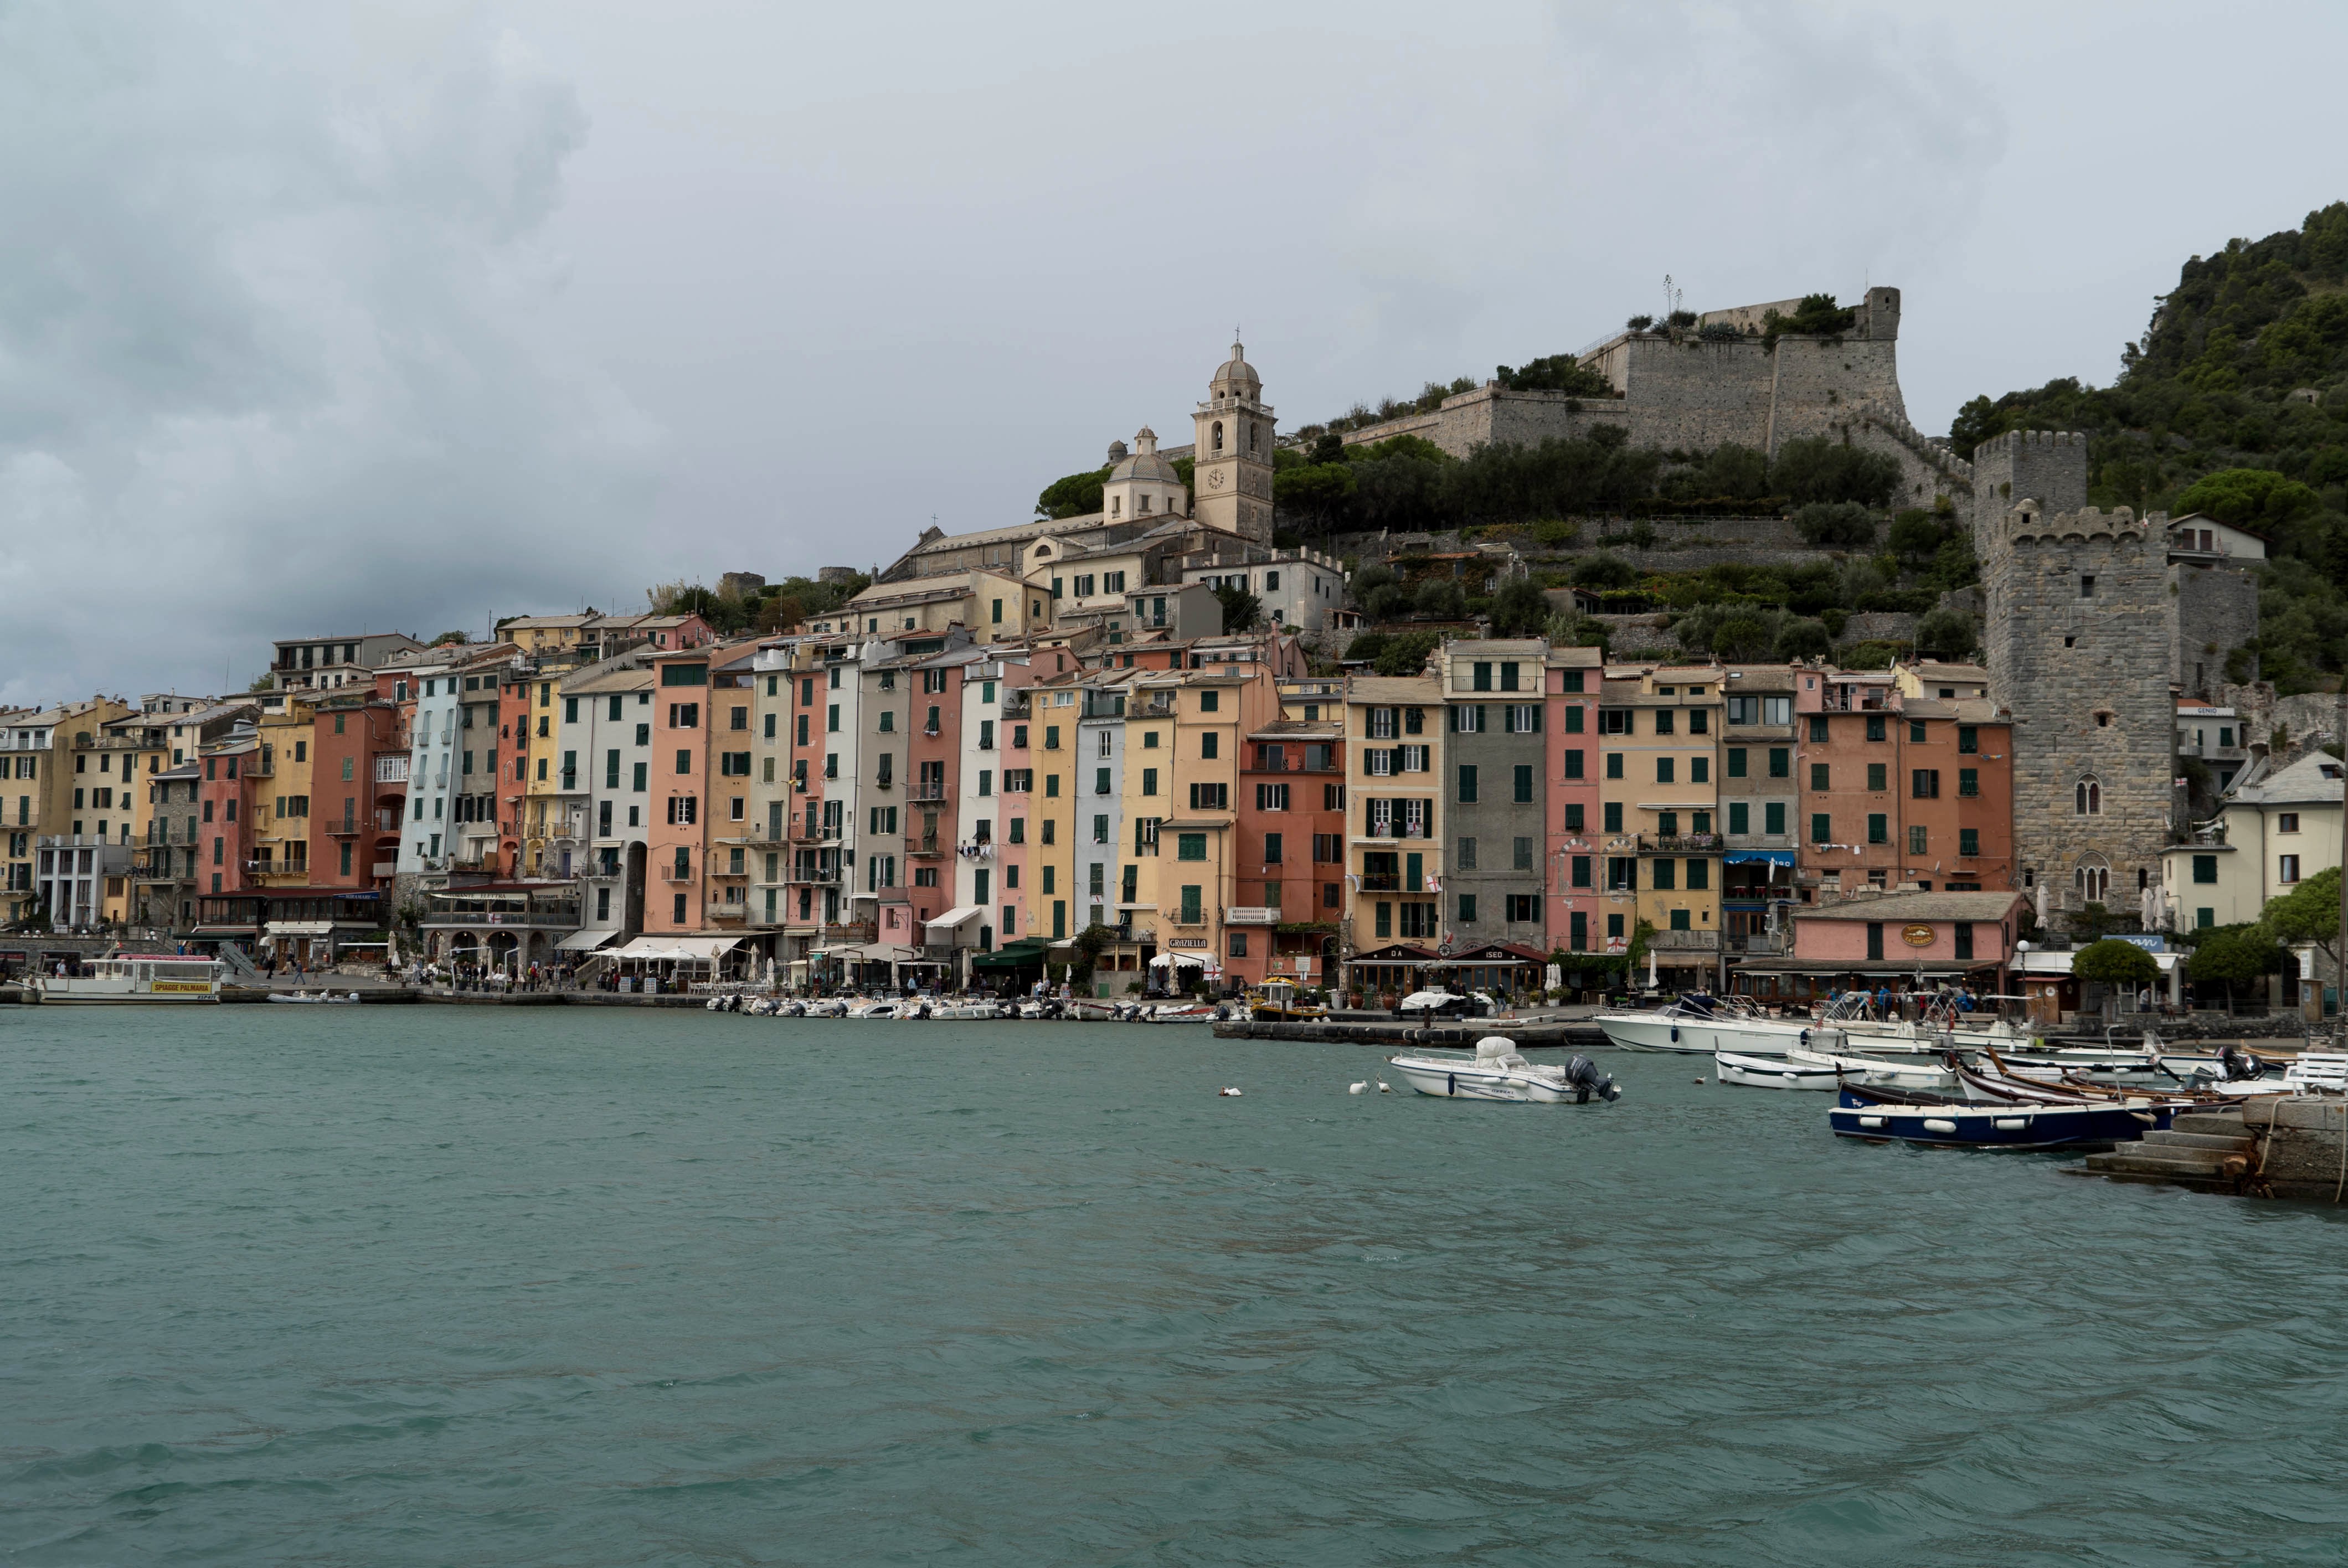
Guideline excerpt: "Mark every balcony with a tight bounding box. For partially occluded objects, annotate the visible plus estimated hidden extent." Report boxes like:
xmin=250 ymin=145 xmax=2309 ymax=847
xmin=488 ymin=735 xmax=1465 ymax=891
xmin=910 ymin=782 xmax=950 ymax=802
xmin=1640 ymin=833 xmax=1722 ymax=853
xmin=874 ymin=773 xmax=894 ymax=790
xmin=909 ymin=834 xmax=943 ymax=857
xmin=372 ymin=861 xmax=398 ymax=878
xmin=1649 ymin=928 xmax=1721 ymax=953
xmin=374 ymin=756 xmax=409 ymax=783
xmin=1727 ymin=931 xmax=1788 ymax=955
xmin=1358 ymin=874 xmax=1402 ymax=893
xmin=659 ymin=865 xmax=696 ymax=883
xmin=421 ymin=907 xmax=582 ymax=930
xmin=706 ymin=900 xmax=749 ymax=922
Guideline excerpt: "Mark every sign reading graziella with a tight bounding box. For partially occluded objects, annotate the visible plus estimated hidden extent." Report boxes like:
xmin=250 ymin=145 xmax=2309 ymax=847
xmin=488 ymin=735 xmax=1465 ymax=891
xmin=1900 ymin=924 xmax=1936 ymax=948
xmin=1167 ymin=938 xmax=1208 ymax=949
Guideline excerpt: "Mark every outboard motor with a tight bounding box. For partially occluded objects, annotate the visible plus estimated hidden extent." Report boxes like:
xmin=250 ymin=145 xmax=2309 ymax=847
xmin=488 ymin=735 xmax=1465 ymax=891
xmin=2220 ymin=1044 xmax=2265 ymax=1082
xmin=1562 ymin=1054 xmax=1620 ymax=1103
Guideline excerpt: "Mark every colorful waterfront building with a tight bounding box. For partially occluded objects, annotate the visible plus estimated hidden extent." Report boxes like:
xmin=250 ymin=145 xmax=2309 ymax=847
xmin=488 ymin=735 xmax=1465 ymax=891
xmin=1341 ymin=672 xmax=1443 ymax=999
xmin=1718 ymin=664 xmax=1800 ymax=960
xmin=1224 ymin=674 xmax=1346 ymax=989
xmin=308 ymin=689 xmax=406 ymax=893
xmin=1545 ymin=645 xmax=1605 ymax=962
xmin=1599 ymin=664 xmax=1724 ymax=991
xmin=1435 ymin=638 xmax=1551 ymax=974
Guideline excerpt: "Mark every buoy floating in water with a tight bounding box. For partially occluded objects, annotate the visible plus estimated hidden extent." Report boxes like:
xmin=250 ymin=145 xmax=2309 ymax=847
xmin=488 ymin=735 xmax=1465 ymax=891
xmin=1218 ymin=1087 xmax=1243 ymax=1097
xmin=1377 ymin=1080 xmax=1392 ymax=1093
xmin=1348 ymin=1081 xmax=1368 ymax=1095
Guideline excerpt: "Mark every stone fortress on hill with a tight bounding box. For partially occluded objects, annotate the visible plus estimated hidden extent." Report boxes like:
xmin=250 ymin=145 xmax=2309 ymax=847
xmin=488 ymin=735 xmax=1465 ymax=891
xmin=854 ymin=291 xmax=2262 ymax=930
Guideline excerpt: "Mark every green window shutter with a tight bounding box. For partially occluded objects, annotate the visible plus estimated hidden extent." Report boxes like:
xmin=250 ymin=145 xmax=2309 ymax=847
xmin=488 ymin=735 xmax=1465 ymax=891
xmin=1765 ymin=802 xmax=1785 ymax=834
xmin=1867 ymin=813 xmax=1887 ymax=844
xmin=1727 ymin=749 xmax=1747 ymax=778
xmin=1514 ymin=765 xmax=1532 ymax=803
xmin=1810 ymin=813 xmax=1831 ymax=843
xmin=1728 ymin=802 xmax=1749 ymax=834
xmin=1458 ymin=765 xmax=1477 ymax=803
xmin=1686 ymin=858 xmax=1707 ymax=890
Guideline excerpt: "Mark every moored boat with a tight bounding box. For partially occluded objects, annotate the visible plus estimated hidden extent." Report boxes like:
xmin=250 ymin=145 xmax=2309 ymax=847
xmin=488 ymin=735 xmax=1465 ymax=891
xmin=1714 ymin=1050 xmax=1841 ymax=1090
xmin=1830 ymin=1094 xmax=2161 ymax=1150
xmin=30 ymin=955 xmax=225 ymax=1004
xmin=1387 ymin=1038 xmax=1621 ymax=1103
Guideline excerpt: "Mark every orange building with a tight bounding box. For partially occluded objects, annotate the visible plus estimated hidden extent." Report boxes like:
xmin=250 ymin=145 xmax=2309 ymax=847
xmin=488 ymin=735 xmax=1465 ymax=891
xmin=1795 ymin=667 xmax=2014 ymax=898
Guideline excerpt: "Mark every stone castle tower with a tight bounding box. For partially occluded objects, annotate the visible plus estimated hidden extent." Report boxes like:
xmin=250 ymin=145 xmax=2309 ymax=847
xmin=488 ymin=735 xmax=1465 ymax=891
xmin=1974 ymin=431 xmax=2170 ymax=924
xmin=1192 ymin=341 xmax=1276 ymax=545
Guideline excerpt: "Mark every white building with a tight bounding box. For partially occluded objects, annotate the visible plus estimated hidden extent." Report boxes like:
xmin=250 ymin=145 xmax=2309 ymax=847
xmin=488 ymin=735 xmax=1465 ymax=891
xmin=2160 ymin=750 xmax=2344 ymax=932
xmin=564 ymin=654 xmax=660 ymax=948
xmin=1181 ymin=547 xmax=1348 ymax=634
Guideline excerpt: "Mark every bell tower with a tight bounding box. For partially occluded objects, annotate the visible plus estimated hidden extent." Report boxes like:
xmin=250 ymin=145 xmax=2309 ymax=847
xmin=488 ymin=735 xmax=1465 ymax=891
xmin=1192 ymin=339 xmax=1276 ymax=544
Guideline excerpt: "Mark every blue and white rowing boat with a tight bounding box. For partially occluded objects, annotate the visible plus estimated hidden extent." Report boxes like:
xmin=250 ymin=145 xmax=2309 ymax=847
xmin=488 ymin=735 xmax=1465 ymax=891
xmin=1829 ymin=1091 xmax=2168 ymax=1150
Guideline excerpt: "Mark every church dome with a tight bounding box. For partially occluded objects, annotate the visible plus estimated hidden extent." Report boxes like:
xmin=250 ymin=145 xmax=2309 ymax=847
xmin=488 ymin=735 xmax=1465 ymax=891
xmin=1209 ymin=339 xmax=1260 ymax=399
xmin=1110 ymin=424 xmax=1181 ymax=485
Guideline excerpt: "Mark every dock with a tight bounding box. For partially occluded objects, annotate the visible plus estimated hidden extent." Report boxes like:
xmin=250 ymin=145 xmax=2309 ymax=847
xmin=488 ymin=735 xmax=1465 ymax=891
xmin=1213 ymin=1017 xmax=1611 ymax=1049
xmin=2078 ymin=1100 xmax=2348 ymax=1201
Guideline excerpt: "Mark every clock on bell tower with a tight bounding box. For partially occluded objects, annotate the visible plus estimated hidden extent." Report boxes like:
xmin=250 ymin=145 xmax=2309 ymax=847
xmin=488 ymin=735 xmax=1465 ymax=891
xmin=1192 ymin=338 xmax=1276 ymax=545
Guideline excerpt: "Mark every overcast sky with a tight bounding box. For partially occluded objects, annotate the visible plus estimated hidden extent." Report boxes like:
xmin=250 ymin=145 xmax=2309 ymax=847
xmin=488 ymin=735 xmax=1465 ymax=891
xmin=5 ymin=0 xmax=2344 ymax=703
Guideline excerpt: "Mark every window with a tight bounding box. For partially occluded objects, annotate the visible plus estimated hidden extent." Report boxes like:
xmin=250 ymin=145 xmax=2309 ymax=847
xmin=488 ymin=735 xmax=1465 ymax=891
xmin=1909 ymin=720 xmax=1927 ymax=743
xmin=1652 ymin=859 xmax=1675 ymax=891
xmin=1808 ymin=715 xmax=1829 ymax=742
xmin=1200 ymin=733 xmax=1218 ymax=760
xmin=1959 ymin=768 xmax=1979 ymax=797
xmin=1564 ymin=803 xmax=1584 ymax=831
xmin=1958 ymin=726 xmax=1978 ymax=754
xmin=1727 ymin=749 xmax=1747 ymax=778
xmin=1866 ymin=715 xmax=1885 ymax=742
xmin=1603 ymin=802 xmax=1622 ymax=834
xmin=1954 ymin=923 xmax=1974 ymax=961
xmin=1142 ymin=768 xmax=1157 ymax=796
xmin=2281 ymin=854 xmax=2303 ymax=884
xmin=1764 ymin=802 xmax=1785 ymax=835
xmin=1728 ymin=802 xmax=1748 ymax=835
xmin=1187 ymin=782 xmax=1228 ymax=811
xmin=1512 ymin=764 xmax=1533 ymax=803
xmin=1458 ymin=765 xmax=1477 ymax=803
xmin=2193 ymin=854 xmax=2218 ymax=884
xmin=1507 ymin=704 xmax=1539 ymax=734
xmin=1908 ymin=825 xmax=1928 ymax=855
xmin=1690 ymin=757 xmax=1708 ymax=785
xmin=1655 ymin=756 xmax=1674 ymax=784
xmin=1810 ymin=813 xmax=1831 ymax=844
xmin=1866 ymin=762 xmax=1886 ymax=792
xmin=1606 ymin=752 xmax=1623 ymax=780
xmin=2081 ymin=574 xmax=2095 ymax=598
xmin=1959 ymin=828 xmax=1979 ymax=857
xmin=2075 ymin=777 xmax=2102 ymax=815
xmin=1653 ymin=709 xmax=1674 ymax=736
xmin=1564 ymin=750 xmax=1584 ymax=780
xmin=1255 ymin=782 xmax=1290 ymax=811
xmin=1810 ymin=763 xmax=1829 ymax=791
xmin=2279 ymin=812 xmax=2301 ymax=833
xmin=1767 ymin=747 xmax=1789 ymax=778
xmin=1564 ymin=706 xmax=1584 ymax=734
xmin=1866 ymin=813 xmax=1887 ymax=845
xmin=1458 ymin=836 xmax=1479 ymax=870
xmin=1911 ymin=769 xmax=1939 ymax=799
xmin=1450 ymin=705 xmax=1486 ymax=734
xmin=1866 ymin=922 xmax=1884 ymax=960
xmin=1686 ymin=858 xmax=1708 ymax=890
xmin=1600 ymin=709 xmax=1631 ymax=735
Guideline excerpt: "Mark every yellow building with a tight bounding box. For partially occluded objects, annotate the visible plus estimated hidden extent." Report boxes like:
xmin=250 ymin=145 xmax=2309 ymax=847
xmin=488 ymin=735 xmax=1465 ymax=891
xmin=252 ymin=695 xmax=319 ymax=889
xmin=1340 ymin=673 xmax=1443 ymax=998
xmin=3 ymin=697 xmax=136 ymax=927
xmin=1598 ymin=664 xmax=1724 ymax=987
xmin=86 ymin=705 xmax=182 ymax=922
xmin=816 ymin=568 xmax=1039 ymax=641
xmin=1119 ymin=667 xmax=1271 ymax=986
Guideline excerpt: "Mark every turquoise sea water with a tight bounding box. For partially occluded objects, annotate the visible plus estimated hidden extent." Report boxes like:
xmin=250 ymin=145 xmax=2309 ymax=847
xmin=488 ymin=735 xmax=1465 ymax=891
xmin=3 ymin=1005 xmax=2345 ymax=1566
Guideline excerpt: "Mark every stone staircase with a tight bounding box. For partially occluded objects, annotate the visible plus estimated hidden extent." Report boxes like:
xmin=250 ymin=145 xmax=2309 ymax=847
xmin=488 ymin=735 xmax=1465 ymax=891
xmin=2082 ymin=1112 xmax=2254 ymax=1187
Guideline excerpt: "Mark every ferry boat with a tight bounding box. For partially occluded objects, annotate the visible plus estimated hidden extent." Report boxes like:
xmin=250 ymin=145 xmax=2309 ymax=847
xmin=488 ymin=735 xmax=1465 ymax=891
xmin=31 ymin=954 xmax=225 ymax=1004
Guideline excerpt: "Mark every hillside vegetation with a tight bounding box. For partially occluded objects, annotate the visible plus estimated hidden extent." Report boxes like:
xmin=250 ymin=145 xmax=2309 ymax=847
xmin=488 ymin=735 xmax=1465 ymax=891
xmin=1953 ymin=202 xmax=2348 ymax=691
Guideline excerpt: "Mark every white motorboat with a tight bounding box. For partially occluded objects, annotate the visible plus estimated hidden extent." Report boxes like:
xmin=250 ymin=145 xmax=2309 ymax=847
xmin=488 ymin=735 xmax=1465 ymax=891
xmin=1146 ymin=1002 xmax=1220 ymax=1023
xmin=1714 ymin=1050 xmax=1841 ymax=1090
xmin=1785 ymin=1048 xmax=1958 ymax=1092
xmin=31 ymin=955 xmax=225 ymax=1004
xmin=1395 ymin=987 xmax=1496 ymax=1020
xmin=1597 ymin=994 xmax=1855 ymax=1056
xmin=267 ymin=989 xmax=361 ymax=1004
xmin=1387 ymin=1038 xmax=1621 ymax=1103
xmin=845 ymin=998 xmax=908 ymax=1019
xmin=926 ymin=1000 xmax=1001 ymax=1020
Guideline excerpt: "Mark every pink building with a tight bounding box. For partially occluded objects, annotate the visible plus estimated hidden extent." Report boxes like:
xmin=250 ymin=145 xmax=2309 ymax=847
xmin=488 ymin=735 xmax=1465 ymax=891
xmin=1769 ymin=888 xmax=2027 ymax=1000
xmin=1544 ymin=646 xmax=1605 ymax=960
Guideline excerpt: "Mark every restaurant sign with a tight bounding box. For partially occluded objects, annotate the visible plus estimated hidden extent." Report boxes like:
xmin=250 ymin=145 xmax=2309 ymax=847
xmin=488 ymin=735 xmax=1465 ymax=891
xmin=1899 ymin=924 xmax=1935 ymax=947
xmin=1167 ymin=937 xmax=1209 ymax=949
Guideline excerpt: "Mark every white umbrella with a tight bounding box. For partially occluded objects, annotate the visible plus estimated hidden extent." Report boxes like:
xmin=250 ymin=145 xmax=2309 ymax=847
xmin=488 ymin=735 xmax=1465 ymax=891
xmin=1646 ymin=947 xmax=1660 ymax=989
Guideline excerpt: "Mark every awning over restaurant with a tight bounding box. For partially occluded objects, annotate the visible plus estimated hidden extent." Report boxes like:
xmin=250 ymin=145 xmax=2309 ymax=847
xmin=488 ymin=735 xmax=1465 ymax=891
xmin=190 ymin=925 xmax=259 ymax=936
xmin=971 ymin=938 xmax=1052 ymax=969
xmin=605 ymin=935 xmax=742 ymax=962
xmin=924 ymin=905 xmax=984 ymax=930
xmin=264 ymin=920 xmax=335 ymax=937
xmin=555 ymin=929 xmax=618 ymax=952
xmin=1722 ymin=850 xmax=1796 ymax=865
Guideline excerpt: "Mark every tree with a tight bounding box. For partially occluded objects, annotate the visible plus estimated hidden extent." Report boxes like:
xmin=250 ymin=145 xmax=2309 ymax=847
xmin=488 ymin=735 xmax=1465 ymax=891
xmin=1912 ymin=607 xmax=1979 ymax=659
xmin=1370 ymin=629 xmax=1441 ymax=677
xmin=1773 ymin=618 xmax=1832 ymax=661
xmin=1774 ymin=439 xmax=1901 ymax=508
xmin=1543 ymin=611 xmax=1610 ymax=655
xmin=2174 ymin=467 xmax=2324 ymax=533
xmin=1036 ymin=466 xmax=1111 ymax=520
xmin=1211 ymin=583 xmax=1263 ymax=634
xmin=2187 ymin=924 xmax=2282 ymax=1016
xmin=1413 ymin=577 xmax=1469 ymax=620
xmin=1273 ymin=461 xmax=1356 ymax=534
xmin=1791 ymin=501 xmax=1878 ymax=548
xmin=429 ymin=630 xmax=470 ymax=646
xmin=1708 ymin=613 xmax=1778 ymax=662
xmin=2259 ymin=864 xmax=2342 ymax=990
xmin=1886 ymin=508 xmax=1944 ymax=561
xmin=2072 ymin=937 xmax=2160 ymax=992
xmin=1569 ymin=552 xmax=1640 ymax=590
xmin=1494 ymin=354 xmax=1614 ymax=397
xmin=1487 ymin=576 xmax=1550 ymax=637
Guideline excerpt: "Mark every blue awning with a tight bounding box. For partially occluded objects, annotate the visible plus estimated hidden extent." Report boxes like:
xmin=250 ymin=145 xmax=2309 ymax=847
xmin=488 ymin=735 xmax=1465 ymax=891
xmin=1722 ymin=850 xmax=1795 ymax=865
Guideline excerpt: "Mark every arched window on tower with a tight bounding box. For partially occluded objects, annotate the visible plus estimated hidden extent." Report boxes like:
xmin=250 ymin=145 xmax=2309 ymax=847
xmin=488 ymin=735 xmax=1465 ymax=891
xmin=2074 ymin=775 xmax=2102 ymax=816
xmin=2074 ymin=855 xmax=2110 ymax=905
xmin=1212 ymin=421 xmax=1224 ymax=454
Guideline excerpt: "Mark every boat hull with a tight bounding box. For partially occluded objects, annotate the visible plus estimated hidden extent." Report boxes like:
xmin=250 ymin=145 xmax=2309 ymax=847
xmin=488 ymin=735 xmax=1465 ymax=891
xmin=1386 ymin=1055 xmax=1588 ymax=1103
xmin=1714 ymin=1051 xmax=1840 ymax=1090
xmin=1830 ymin=1096 xmax=2161 ymax=1149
